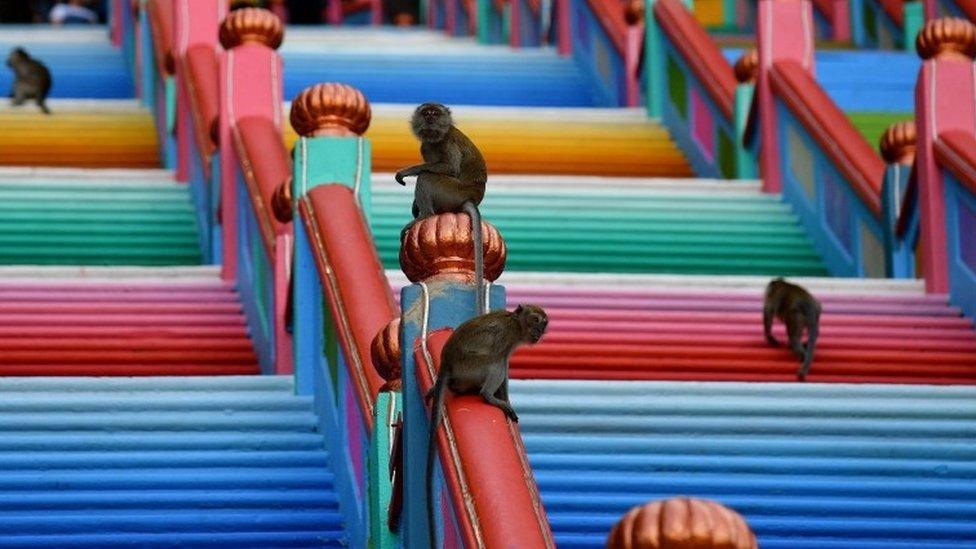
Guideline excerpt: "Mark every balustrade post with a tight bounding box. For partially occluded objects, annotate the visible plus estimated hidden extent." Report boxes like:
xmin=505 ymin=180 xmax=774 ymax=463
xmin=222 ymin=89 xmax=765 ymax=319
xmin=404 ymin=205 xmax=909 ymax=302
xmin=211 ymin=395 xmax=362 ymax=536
xmin=756 ymin=0 xmax=816 ymax=192
xmin=879 ymin=120 xmax=917 ymax=277
xmin=368 ymin=319 xmax=403 ymax=549
xmin=733 ymin=49 xmax=758 ymax=179
xmin=913 ymin=17 xmax=976 ymax=292
xmin=398 ymin=214 xmax=507 ymax=547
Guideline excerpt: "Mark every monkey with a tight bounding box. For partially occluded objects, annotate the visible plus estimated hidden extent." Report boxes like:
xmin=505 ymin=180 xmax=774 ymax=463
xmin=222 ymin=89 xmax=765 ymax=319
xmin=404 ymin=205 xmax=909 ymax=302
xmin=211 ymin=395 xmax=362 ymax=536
xmin=6 ymin=48 xmax=51 ymax=115
xmin=763 ymin=277 xmax=822 ymax=381
xmin=424 ymin=304 xmax=548 ymax=547
xmin=397 ymin=103 xmax=488 ymax=314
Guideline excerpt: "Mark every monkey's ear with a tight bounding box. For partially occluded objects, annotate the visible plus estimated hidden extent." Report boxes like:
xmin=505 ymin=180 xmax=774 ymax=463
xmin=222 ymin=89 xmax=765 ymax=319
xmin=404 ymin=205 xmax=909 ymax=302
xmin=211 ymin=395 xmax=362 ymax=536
xmin=514 ymin=304 xmax=523 ymax=315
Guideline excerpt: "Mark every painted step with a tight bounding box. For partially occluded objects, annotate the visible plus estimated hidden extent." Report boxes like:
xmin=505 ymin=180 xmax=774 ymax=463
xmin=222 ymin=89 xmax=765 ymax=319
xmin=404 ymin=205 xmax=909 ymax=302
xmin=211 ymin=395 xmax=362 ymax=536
xmin=285 ymin=105 xmax=693 ymax=177
xmin=513 ymin=379 xmax=976 ymax=549
xmin=722 ymin=49 xmax=919 ymax=112
xmin=281 ymin=29 xmax=597 ymax=106
xmin=375 ymin=176 xmax=827 ymax=275
xmin=0 ymin=102 xmax=158 ymax=168
xmin=0 ymin=266 xmax=256 ymax=376
xmin=0 ymin=172 xmax=199 ymax=266
xmin=0 ymin=376 xmax=347 ymax=546
xmin=390 ymin=272 xmax=976 ymax=383
xmin=0 ymin=28 xmax=134 ymax=98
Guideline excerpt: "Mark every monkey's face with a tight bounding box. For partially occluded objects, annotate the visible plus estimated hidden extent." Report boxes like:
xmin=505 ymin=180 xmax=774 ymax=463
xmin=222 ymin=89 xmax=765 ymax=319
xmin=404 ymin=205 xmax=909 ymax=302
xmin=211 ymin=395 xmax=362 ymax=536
xmin=411 ymin=103 xmax=452 ymax=143
xmin=7 ymin=49 xmax=26 ymax=68
xmin=515 ymin=304 xmax=548 ymax=343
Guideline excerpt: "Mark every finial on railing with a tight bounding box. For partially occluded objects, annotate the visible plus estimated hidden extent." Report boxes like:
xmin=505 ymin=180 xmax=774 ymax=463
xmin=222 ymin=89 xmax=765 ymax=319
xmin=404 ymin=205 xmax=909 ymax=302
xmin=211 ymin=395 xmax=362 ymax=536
xmin=371 ymin=318 xmax=402 ymax=391
xmin=219 ymin=7 xmax=284 ymax=50
xmin=916 ymin=17 xmax=976 ymax=61
xmin=271 ymin=175 xmax=293 ymax=223
xmin=879 ymin=120 xmax=917 ymax=165
xmin=399 ymin=214 xmax=506 ymax=283
xmin=289 ymin=83 xmax=372 ymax=137
xmin=734 ymin=49 xmax=759 ymax=84
xmin=624 ymin=0 xmax=645 ymax=26
xmin=607 ymin=497 xmax=757 ymax=549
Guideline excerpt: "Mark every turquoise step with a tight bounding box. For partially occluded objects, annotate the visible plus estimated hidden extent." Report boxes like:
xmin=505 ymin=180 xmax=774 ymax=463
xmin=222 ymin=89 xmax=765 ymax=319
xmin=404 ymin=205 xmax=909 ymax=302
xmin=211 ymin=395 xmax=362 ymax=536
xmin=370 ymin=179 xmax=829 ymax=276
xmin=0 ymin=178 xmax=201 ymax=266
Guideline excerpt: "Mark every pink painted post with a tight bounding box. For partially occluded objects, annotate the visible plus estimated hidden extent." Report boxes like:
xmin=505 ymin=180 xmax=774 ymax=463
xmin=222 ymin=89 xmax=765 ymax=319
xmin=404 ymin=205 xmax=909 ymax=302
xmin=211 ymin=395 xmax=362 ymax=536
xmin=218 ymin=21 xmax=286 ymax=282
xmin=511 ymin=0 xmax=522 ymax=47
xmin=328 ymin=0 xmax=343 ymax=24
xmin=372 ymin=0 xmax=383 ymax=24
xmin=830 ymin=0 xmax=850 ymax=42
xmin=274 ymin=233 xmax=294 ymax=374
xmin=111 ymin=0 xmax=123 ymax=46
xmin=757 ymin=0 xmax=816 ymax=193
xmin=173 ymin=0 xmax=225 ymax=183
xmin=446 ymin=0 xmax=457 ymax=35
xmin=625 ymin=25 xmax=643 ymax=106
xmin=557 ymin=0 xmax=571 ymax=54
xmin=913 ymin=18 xmax=976 ymax=293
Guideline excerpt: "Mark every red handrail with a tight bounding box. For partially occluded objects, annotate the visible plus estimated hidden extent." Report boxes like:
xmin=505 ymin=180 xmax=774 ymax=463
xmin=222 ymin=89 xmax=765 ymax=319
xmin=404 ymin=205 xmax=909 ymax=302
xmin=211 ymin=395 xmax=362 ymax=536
xmin=415 ymin=329 xmax=555 ymax=549
xmin=147 ymin=0 xmax=175 ymax=75
xmin=935 ymin=130 xmax=976 ymax=195
xmin=183 ymin=46 xmax=219 ymax=164
xmin=653 ymin=0 xmax=736 ymax=118
xmin=585 ymin=0 xmax=627 ymax=54
xmin=230 ymin=117 xmax=291 ymax=257
xmin=298 ymin=185 xmax=397 ymax=424
xmin=769 ymin=60 xmax=885 ymax=216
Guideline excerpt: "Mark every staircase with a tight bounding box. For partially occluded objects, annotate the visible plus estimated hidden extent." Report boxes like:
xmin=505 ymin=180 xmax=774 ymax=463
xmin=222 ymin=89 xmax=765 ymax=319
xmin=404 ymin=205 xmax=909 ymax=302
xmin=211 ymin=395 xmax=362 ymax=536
xmin=0 ymin=169 xmax=198 ymax=265
xmin=377 ymin=175 xmax=826 ymax=275
xmin=282 ymin=28 xmax=601 ymax=106
xmin=0 ymin=375 xmax=347 ymax=547
xmin=513 ymin=379 xmax=976 ymax=549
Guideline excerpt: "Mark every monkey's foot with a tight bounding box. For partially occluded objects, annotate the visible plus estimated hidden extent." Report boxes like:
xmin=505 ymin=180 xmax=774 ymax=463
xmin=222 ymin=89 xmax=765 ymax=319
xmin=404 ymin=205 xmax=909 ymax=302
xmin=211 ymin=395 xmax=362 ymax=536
xmin=766 ymin=336 xmax=780 ymax=346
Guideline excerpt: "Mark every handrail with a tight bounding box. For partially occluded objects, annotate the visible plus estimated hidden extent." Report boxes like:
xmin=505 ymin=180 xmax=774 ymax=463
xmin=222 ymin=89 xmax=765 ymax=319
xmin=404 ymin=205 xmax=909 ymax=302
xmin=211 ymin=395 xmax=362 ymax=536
xmin=414 ymin=329 xmax=554 ymax=549
xmin=935 ymin=130 xmax=976 ymax=195
xmin=653 ymin=0 xmax=736 ymax=118
xmin=878 ymin=0 xmax=905 ymax=26
xmin=585 ymin=0 xmax=627 ymax=53
xmin=147 ymin=0 xmax=175 ymax=76
xmin=183 ymin=46 xmax=220 ymax=167
xmin=298 ymin=184 xmax=395 ymax=423
xmin=932 ymin=0 xmax=976 ymax=21
xmin=769 ymin=60 xmax=885 ymax=216
xmin=231 ymin=117 xmax=291 ymax=256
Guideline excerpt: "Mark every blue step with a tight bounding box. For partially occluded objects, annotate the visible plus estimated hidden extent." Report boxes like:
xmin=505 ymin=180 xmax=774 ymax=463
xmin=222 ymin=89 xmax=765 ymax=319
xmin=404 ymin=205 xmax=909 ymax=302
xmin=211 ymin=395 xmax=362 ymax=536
xmin=0 ymin=27 xmax=133 ymax=98
xmin=722 ymin=48 xmax=920 ymax=112
xmin=513 ymin=380 xmax=976 ymax=548
xmin=0 ymin=376 xmax=348 ymax=546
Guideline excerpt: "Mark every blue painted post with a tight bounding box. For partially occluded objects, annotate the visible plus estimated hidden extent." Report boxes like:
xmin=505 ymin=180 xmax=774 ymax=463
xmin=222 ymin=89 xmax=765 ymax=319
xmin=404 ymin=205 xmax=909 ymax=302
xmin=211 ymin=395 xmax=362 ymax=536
xmin=850 ymin=0 xmax=866 ymax=47
xmin=879 ymin=121 xmax=916 ymax=277
xmin=368 ymin=391 xmax=401 ymax=549
xmin=645 ymin=0 xmax=664 ymax=118
xmin=400 ymin=281 xmax=506 ymax=548
xmin=138 ymin=0 xmax=156 ymax=109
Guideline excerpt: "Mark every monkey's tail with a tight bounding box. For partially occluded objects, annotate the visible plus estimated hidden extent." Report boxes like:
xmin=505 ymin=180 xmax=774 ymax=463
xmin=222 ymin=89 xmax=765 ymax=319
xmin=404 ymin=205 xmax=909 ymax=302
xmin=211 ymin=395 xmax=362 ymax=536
xmin=798 ymin=307 xmax=819 ymax=381
xmin=462 ymin=201 xmax=485 ymax=315
xmin=426 ymin=373 xmax=447 ymax=548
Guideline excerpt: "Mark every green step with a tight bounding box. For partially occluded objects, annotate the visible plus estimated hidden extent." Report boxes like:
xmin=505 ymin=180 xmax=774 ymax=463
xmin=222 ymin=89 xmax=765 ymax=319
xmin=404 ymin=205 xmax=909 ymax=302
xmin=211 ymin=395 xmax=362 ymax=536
xmin=369 ymin=189 xmax=829 ymax=276
xmin=0 ymin=180 xmax=201 ymax=267
xmin=847 ymin=112 xmax=913 ymax=152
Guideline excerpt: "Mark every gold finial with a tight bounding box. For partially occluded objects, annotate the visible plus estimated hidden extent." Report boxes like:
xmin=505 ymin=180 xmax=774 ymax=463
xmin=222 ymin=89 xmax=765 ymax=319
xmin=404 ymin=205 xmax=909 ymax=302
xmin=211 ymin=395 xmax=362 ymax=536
xmin=624 ymin=0 xmax=645 ymax=26
xmin=734 ymin=49 xmax=759 ymax=84
xmin=916 ymin=17 xmax=976 ymax=61
xmin=879 ymin=120 xmax=917 ymax=165
xmin=607 ymin=497 xmax=758 ymax=549
xmin=271 ymin=176 xmax=293 ymax=223
xmin=219 ymin=7 xmax=284 ymax=50
xmin=371 ymin=318 xmax=402 ymax=391
xmin=289 ymin=83 xmax=372 ymax=137
xmin=399 ymin=213 xmax=506 ymax=283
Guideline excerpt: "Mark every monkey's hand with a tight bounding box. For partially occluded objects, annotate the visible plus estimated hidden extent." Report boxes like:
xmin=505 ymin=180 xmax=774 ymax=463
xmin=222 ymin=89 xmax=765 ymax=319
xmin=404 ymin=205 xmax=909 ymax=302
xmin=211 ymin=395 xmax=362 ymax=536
xmin=395 ymin=171 xmax=408 ymax=186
